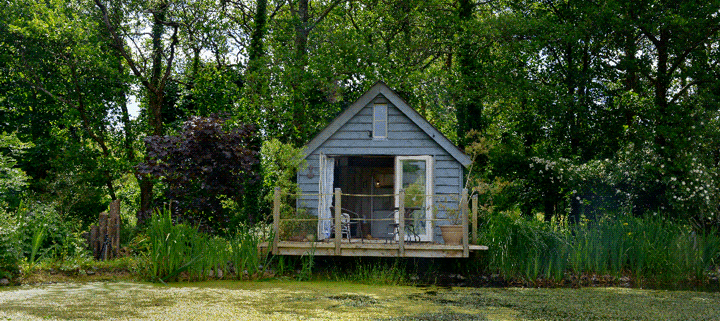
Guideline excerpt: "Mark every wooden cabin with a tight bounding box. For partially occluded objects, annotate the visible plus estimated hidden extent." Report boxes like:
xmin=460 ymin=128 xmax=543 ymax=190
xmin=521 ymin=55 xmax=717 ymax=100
xmin=271 ymin=81 xmax=487 ymax=258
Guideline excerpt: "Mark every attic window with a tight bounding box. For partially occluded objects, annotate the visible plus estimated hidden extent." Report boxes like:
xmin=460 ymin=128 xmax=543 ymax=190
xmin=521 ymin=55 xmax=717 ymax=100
xmin=373 ymin=103 xmax=387 ymax=139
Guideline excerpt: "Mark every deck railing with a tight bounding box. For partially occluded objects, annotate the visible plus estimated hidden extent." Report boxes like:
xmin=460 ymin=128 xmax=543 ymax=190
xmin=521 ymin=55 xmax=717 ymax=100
xmin=272 ymin=187 xmax=480 ymax=256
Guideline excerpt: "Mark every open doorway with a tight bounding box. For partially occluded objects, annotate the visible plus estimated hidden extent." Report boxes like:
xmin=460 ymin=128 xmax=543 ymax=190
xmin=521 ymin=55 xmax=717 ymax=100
xmin=334 ymin=156 xmax=394 ymax=239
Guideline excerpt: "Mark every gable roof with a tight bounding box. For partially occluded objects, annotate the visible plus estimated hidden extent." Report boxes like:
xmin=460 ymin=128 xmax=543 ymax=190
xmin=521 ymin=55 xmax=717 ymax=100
xmin=303 ymin=81 xmax=472 ymax=167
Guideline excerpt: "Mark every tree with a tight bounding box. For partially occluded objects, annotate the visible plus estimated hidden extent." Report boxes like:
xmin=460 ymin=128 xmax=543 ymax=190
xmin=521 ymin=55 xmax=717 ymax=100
xmin=2 ymin=0 xmax=132 ymax=209
xmin=94 ymin=0 xmax=180 ymax=220
xmin=609 ymin=0 xmax=720 ymax=220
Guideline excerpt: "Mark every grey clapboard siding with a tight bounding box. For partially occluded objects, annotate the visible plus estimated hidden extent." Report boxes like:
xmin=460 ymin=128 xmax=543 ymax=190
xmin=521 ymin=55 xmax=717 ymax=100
xmin=296 ymin=85 xmax=468 ymax=244
xmin=299 ymin=95 xmax=462 ymax=220
xmin=330 ymin=131 xmax=430 ymax=140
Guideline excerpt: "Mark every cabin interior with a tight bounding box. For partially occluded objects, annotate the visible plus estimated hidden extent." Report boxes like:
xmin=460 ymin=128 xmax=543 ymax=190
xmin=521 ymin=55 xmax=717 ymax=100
xmin=334 ymin=155 xmax=395 ymax=240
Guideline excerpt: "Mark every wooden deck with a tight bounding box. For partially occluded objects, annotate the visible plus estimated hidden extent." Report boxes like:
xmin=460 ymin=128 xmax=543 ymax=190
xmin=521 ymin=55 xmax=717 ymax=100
xmin=264 ymin=240 xmax=488 ymax=258
xmin=270 ymin=187 xmax=489 ymax=258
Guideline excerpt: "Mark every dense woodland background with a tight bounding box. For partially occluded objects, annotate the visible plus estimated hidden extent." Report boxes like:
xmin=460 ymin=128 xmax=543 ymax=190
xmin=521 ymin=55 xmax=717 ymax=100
xmin=1 ymin=0 xmax=719 ymax=231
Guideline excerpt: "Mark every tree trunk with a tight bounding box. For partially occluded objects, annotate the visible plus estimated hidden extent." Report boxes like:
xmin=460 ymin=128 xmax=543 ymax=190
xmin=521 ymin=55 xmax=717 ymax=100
xmin=245 ymin=0 xmax=269 ymax=116
xmin=247 ymin=0 xmax=268 ymax=75
xmin=621 ymin=26 xmax=639 ymax=128
xmin=654 ymin=29 xmax=669 ymax=115
xmin=139 ymin=8 xmax=168 ymax=218
xmin=95 ymin=0 xmax=177 ymax=220
xmin=148 ymin=8 xmax=166 ymax=137
xmin=291 ymin=0 xmax=310 ymax=145
xmin=455 ymin=0 xmax=484 ymax=148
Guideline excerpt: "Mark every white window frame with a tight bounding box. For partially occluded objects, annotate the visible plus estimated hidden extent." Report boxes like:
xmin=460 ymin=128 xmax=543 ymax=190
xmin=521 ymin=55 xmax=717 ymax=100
xmin=394 ymin=155 xmax=434 ymax=242
xmin=373 ymin=103 xmax=388 ymax=139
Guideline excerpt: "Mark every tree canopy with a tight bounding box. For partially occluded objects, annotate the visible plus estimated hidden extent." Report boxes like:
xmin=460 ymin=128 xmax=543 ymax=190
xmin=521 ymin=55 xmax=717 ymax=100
xmin=1 ymin=0 xmax=718 ymax=228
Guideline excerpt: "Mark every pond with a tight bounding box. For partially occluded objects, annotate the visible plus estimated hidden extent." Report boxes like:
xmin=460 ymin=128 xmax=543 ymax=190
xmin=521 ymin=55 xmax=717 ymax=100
xmin=1 ymin=280 xmax=719 ymax=320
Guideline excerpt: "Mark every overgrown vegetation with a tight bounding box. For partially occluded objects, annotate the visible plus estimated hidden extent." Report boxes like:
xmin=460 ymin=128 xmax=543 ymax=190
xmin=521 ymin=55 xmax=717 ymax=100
xmin=0 ymin=200 xmax=90 ymax=280
xmin=138 ymin=207 xmax=272 ymax=282
xmin=479 ymin=211 xmax=720 ymax=285
xmin=328 ymin=259 xmax=409 ymax=286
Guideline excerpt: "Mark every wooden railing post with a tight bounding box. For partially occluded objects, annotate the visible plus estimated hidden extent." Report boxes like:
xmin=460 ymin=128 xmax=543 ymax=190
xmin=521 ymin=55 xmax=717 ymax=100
xmin=472 ymin=194 xmax=478 ymax=245
xmin=273 ymin=187 xmax=280 ymax=255
xmin=461 ymin=188 xmax=469 ymax=257
xmin=334 ymin=188 xmax=342 ymax=255
xmin=398 ymin=189 xmax=405 ymax=257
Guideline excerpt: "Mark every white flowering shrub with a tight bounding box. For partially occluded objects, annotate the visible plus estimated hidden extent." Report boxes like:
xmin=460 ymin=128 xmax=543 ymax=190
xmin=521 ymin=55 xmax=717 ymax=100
xmin=611 ymin=140 xmax=719 ymax=223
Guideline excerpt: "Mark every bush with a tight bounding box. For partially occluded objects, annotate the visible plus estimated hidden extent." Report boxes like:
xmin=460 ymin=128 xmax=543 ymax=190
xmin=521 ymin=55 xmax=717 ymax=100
xmin=0 ymin=132 xmax=31 ymax=207
xmin=0 ymin=199 xmax=90 ymax=279
xmin=13 ymin=201 xmax=88 ymax=262
xmin=137 ymin=115 xmax=261 ymax=233
xmin=0 ymin=208 xmax=20 ymax=279
xmin=260 ymin=138 xmax=306 ymax=221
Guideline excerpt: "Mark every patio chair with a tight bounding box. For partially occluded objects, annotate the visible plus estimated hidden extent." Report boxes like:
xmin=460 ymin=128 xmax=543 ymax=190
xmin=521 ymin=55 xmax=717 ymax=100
xmin=331 ymin=207 xmax=364 ymax=242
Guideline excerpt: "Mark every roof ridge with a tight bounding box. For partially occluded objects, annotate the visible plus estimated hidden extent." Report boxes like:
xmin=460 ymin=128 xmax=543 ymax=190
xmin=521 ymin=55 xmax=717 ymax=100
xmin=303 ymin=82 xmax=471 ymax=167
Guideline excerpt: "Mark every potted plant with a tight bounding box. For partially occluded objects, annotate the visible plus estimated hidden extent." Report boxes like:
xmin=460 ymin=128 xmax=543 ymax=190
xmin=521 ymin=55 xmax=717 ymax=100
xmin=437 ymin=199 xmax=463 ymax=245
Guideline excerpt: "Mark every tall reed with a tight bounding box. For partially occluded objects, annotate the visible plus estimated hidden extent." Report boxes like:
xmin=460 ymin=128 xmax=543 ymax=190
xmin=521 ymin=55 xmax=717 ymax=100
xmin=28 ymin=224 xmax=47 ymax=266
xmin=229 ymin=224 xmax=271 ymax=279
xmin=142 ymin=208 xmax=271 ymax=282
xmin=480 ymin=211 xmax=720 ymax=284
xmin=144 ymin=208 xmax=203 ymax=281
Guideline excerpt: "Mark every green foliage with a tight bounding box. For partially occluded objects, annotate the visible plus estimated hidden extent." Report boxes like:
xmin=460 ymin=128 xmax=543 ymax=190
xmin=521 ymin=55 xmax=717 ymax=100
xmin=1 ymin=0 xmax=133 ymax=225
xmin=42 ymin=162 xmax=110 ymax=227
xmin=297 ymin=245 xmax=316 ymax=281
xmin=28 ymin=223 xmax=47 ymax=266
xmin=0 ymin=206 xmax=20 ymax=279
xmin=2 ymin=0 xmax=720 ymax=276
xmin=329 ymin=260 xmax=409 ymax=286
xmin=11 ymin=200 xmax=88 ymax=262
xmin=114 ymin=173 xmax=140 ymax=243
xmin=228 ymin=224 xmax=272 ymax=279
xmin=260 ymin=138 xmax=306 ymax=221
xmin=181 ymin=65 xmax=244 ymax=118
xmin=142 ymin=207 xmax=217 ymax=282
xmin=141 ymin=207 xmax=271 ymax=282
xmin=261 ymin=139 xmax=306 ymax=198
xmin=480 ymin=211 xmax=720 ymax=284
xmin=0 ymin=132 xmax=32 ymax=205
xmin=0 ymin=198 xmax=90 ymax=278
xmin=279 ymin=211 xmax=316 ymax=241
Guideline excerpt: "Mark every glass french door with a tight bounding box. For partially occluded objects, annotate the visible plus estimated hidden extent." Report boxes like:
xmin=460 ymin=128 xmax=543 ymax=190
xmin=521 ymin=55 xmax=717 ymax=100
xmin=395 ymin=156 xmax=433 ymax=241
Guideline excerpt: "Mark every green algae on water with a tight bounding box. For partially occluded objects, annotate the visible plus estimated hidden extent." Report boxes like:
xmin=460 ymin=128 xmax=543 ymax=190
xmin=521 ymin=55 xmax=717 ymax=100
xmin=1 ymin=281 xmax=719 ymax=320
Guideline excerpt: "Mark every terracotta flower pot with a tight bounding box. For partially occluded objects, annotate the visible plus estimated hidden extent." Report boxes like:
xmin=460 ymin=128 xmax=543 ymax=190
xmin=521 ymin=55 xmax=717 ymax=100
xmin=439 ymin=225 xmax=463 ymax=245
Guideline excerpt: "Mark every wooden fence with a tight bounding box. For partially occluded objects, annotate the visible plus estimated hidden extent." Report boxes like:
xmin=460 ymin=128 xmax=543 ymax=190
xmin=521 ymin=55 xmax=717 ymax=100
xmin=87 ymin=200 xmax=121 ymax=260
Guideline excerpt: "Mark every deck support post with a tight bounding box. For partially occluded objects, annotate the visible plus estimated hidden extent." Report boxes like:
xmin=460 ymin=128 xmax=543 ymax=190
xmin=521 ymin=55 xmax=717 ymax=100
xmin=273 ymin=187 xmax=280 ymax=255
xmin=461 ymin=188 xmax=469 ymax=257
xmin=398 ymin=189 xmax=405 ymax=257
xmin=334 ymin=188 xmax=342 ymax=255
xmin=472 ymin=194 xmax=478 ymax=245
